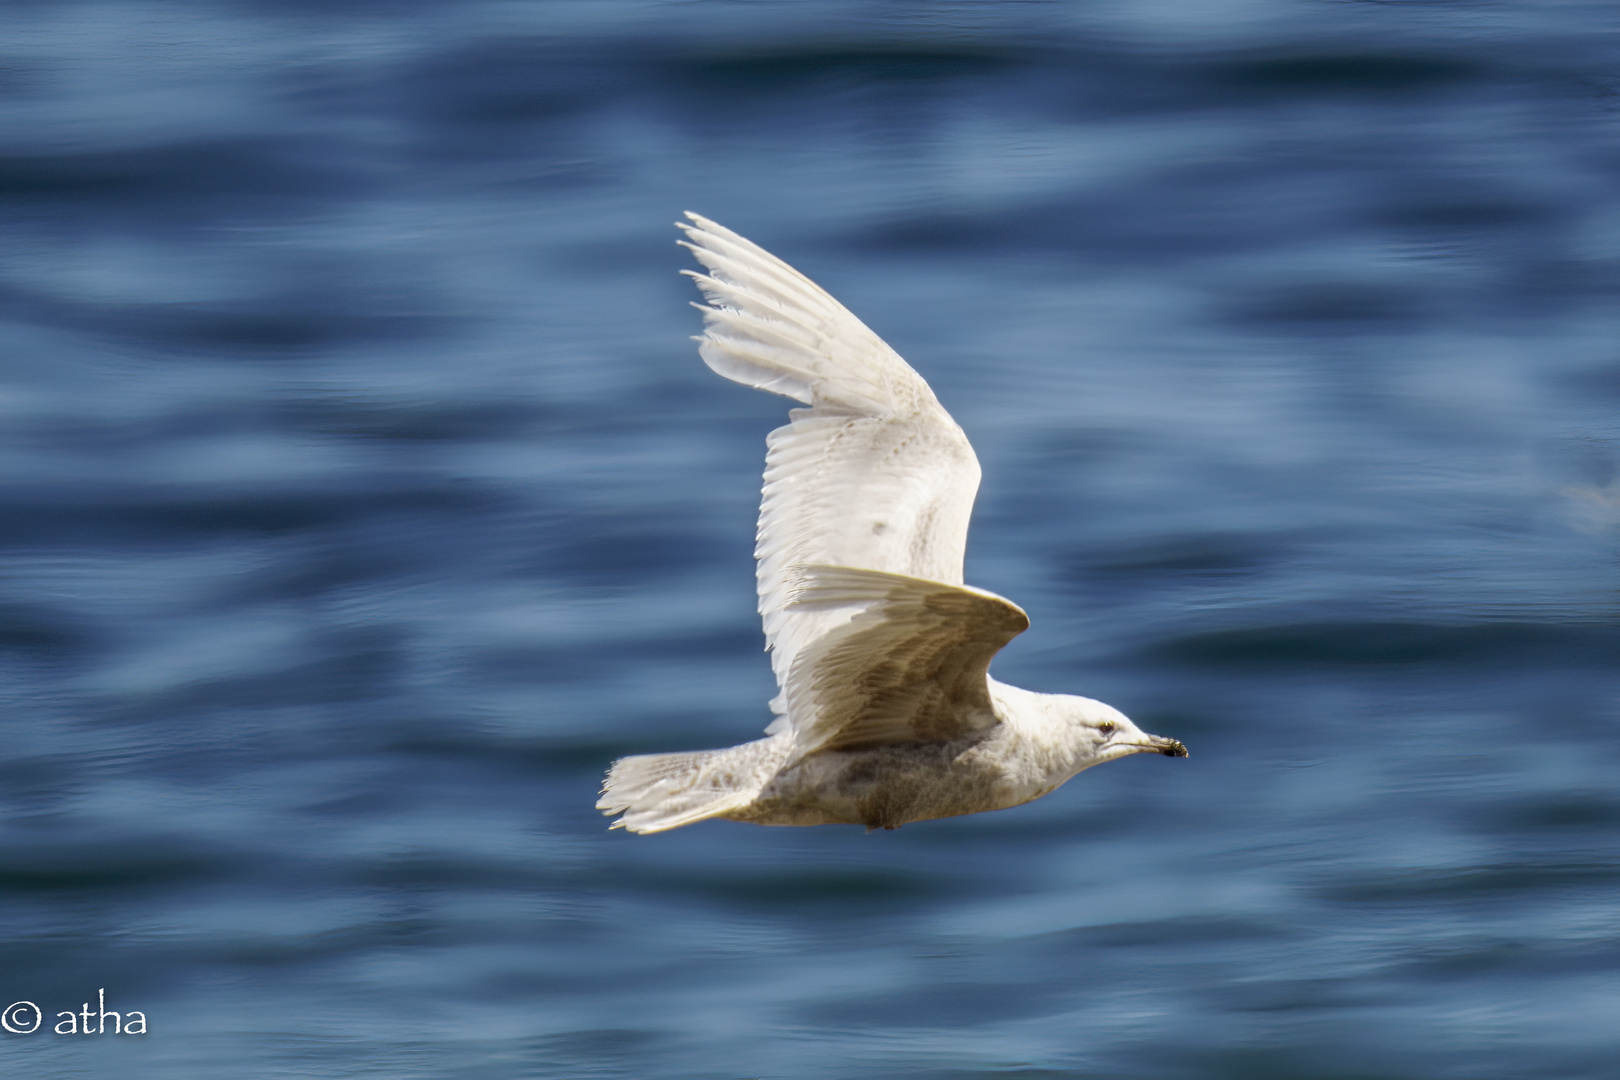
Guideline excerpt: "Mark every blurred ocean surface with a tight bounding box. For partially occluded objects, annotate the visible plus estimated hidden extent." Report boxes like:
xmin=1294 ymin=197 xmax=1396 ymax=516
xmin=2 ymin=2 xmax=1618 ymax=1077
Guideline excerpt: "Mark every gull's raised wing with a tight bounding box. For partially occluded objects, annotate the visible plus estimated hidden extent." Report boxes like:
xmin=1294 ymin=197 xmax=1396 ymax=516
xmin=678 ymin=214 xmax=984 ymax=722
xmin=782 ymin=566 xmax=1028 ymax=761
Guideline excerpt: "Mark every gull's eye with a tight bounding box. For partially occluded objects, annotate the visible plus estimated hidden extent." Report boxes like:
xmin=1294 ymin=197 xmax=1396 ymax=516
xmin=1097 ymin=721 xmax=1116 ymax=735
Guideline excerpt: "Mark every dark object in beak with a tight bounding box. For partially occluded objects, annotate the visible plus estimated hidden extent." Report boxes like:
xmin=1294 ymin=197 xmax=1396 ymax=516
xmin=1155 ymin=736 xmax=1189 ymax=758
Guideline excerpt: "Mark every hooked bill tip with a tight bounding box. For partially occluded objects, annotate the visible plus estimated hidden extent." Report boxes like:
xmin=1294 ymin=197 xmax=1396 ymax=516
xmin=1160 ymin=739 xmax=1189 ymax=758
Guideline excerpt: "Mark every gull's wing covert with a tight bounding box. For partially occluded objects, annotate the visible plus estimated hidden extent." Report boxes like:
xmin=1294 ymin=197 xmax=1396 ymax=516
xmin=783 ymin=566 xmax=1028 ymax=760
xmin=678 ymin=213 xmax=984 ymax=732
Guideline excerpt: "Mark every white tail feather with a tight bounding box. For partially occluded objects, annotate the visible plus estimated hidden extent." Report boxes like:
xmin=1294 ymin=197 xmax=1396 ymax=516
xmin=597 ymin=737 xmax=786 ymax=834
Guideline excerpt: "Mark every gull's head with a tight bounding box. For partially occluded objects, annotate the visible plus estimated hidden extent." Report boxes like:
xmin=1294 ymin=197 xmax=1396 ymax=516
xmin=1056 ymin=695 xmax=1188 ymax=768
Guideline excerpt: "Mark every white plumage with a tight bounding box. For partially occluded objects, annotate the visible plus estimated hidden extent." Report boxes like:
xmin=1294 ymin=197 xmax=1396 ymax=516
xmin=597 ymin=214 xmax=1185 ymax=834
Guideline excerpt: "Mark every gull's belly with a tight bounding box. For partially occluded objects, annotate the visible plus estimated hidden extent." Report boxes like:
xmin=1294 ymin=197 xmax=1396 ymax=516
xmin=725 ymin=731 xmax=1046 ymax=830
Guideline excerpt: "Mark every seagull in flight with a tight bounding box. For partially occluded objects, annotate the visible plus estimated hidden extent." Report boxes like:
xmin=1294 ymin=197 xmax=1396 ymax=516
xmin=598 ymin=214 xmax=1186 ymax=833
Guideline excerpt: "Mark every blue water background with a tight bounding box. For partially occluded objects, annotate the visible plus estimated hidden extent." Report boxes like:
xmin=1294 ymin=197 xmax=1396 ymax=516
xmin=2 ymin=2 xmax=1618 ymax=1077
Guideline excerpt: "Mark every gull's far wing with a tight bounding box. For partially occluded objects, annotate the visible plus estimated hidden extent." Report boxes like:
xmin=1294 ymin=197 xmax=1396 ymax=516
xmin=678 ymin=214 xmax=984 ymax=720
xmin=782 ymin=566 xmax=1028 ymax=760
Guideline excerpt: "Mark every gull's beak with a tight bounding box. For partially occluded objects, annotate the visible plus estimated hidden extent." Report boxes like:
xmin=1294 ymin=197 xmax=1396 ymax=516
xmin=1121 ymin=733 xmax=1188 ymax=758
xmin=1149 ymin=734 xmax=1188 ymax=757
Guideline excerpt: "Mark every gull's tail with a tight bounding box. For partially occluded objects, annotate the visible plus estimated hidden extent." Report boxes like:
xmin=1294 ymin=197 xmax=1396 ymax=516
xmin=596 ymin=737 xmax=785 ymax=834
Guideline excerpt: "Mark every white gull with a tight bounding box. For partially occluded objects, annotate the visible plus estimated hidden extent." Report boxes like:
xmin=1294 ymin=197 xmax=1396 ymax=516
xmin=597 ymin=214 xmax=1186 ymax=834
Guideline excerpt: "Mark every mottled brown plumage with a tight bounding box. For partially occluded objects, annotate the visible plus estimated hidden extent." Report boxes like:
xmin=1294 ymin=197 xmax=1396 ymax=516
xmin=597 ymin=216 xmax=1185 ymax=834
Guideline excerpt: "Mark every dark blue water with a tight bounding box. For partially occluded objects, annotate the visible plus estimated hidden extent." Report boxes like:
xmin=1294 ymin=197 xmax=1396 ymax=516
xmin=2 ymin=3 xmax=1617 ymax=1077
